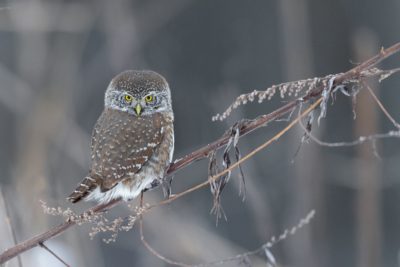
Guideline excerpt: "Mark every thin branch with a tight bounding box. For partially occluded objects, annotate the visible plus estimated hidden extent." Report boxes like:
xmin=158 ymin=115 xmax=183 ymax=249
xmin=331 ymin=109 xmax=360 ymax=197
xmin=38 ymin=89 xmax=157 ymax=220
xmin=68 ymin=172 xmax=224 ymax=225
xmin=139 ymin=193 xmax=191 ymax=267
xmin=139 ymin=219 xmax=191 ymax=267
xmin=0 ymin=187 xmax=23 ymax=267
xmin=300 ymin=121 xmax=399 ymax=147
xmin=363 ymin=81 xmax=400 ymax=129
xmin=38 ymin=242 xmax=70 ymax=267
xmin=1 ymin=41 xmax=400 ymax=265
xmin=297 ymin=81 xmax=400 ymax=148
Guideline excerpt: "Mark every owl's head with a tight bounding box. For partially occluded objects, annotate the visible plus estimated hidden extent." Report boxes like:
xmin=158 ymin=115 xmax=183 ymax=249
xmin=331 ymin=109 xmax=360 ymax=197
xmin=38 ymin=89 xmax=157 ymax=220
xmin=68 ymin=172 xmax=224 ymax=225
xmin=104 ymin=70 xmax=172 ymax=116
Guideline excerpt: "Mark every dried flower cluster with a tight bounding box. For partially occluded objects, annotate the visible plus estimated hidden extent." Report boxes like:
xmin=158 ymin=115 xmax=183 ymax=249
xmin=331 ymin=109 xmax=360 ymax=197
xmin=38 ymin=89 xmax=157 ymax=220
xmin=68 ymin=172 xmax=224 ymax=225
xmin=212 ymin=67 xmax=400 ymax=122
xmin=212 ymin=75 xmax=336 ymax=122
xmin=41 ymin=200 xmax=149 ymax=243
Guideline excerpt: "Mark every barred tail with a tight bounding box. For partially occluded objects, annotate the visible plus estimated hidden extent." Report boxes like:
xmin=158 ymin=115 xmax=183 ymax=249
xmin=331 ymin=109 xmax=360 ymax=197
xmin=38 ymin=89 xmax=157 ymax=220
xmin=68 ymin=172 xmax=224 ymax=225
xmin=67 ymin=175 xmax=99 ymax=203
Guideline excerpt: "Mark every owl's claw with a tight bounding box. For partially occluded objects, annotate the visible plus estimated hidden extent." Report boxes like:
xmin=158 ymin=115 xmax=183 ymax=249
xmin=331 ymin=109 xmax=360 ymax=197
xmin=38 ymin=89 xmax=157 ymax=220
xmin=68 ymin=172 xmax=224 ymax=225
xmin=168 ymin=193 xmax=177 ymax=199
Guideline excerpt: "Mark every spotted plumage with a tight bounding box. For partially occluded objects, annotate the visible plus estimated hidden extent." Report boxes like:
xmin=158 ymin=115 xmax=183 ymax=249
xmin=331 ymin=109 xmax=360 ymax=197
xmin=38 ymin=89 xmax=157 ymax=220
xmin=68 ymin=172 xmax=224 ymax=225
xmin=68 ymin=70 xmax=174 ymax=204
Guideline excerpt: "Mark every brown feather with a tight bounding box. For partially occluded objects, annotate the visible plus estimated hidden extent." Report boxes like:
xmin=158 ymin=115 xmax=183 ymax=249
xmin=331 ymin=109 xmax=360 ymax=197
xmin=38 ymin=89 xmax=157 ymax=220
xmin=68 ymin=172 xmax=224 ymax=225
xmin=67 ymin=174 xmax=101 ymax=203
xmin=68 ymin=109 xmax=165 ymax=202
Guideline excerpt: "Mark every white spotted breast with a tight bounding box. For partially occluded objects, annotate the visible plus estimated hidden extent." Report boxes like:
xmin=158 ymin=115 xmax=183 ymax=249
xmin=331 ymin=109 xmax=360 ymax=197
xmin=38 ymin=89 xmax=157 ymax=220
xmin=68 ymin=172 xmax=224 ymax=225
xmin=90 ymin=108 xmax=167 ymax=191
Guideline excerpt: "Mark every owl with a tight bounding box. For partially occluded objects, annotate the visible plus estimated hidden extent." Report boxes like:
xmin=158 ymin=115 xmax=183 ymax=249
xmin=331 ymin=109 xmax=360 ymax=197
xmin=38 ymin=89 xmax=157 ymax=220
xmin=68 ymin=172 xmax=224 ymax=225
xmin=67 ymin=70 xmax=174 ymax=204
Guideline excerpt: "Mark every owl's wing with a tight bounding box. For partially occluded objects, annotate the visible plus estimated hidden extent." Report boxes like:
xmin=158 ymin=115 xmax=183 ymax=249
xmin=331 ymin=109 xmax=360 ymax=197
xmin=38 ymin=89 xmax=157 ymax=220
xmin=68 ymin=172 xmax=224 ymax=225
xmin=67 ymin=112 xmax=109 ymax=203
xmin=90 ymin=111 xmax=107 ymax=153
xmin=67 ymin=112 xmax=111 ymax=203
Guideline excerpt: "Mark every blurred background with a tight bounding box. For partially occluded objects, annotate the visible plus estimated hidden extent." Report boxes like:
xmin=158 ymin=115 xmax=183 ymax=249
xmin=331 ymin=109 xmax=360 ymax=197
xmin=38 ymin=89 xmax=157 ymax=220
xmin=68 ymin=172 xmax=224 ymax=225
xmin=0 ymin=0 xmax=399 ymax=266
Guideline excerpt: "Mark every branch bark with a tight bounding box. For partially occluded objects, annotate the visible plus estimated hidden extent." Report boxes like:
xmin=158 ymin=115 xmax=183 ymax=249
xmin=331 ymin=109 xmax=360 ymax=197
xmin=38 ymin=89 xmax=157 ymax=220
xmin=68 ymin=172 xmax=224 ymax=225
xmin=1 ymin=41 xmax=399 ymax=265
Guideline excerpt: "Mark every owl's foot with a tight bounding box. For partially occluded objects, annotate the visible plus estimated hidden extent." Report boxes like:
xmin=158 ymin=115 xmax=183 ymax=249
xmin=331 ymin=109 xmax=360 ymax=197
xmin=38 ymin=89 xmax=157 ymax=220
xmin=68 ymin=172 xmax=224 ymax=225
xmin=142 ymin=179 xmax=173 ymax=199
xmin=142 ymin=180 xmax=160 ymax=193
xmin=168 ymin=193 xmax=177 ymax=199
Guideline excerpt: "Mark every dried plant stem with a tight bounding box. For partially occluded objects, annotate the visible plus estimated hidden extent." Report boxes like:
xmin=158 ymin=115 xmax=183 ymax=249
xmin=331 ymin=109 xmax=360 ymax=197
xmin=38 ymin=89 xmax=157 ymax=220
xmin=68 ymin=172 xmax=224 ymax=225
xmin=298 ymin=81 xmax=400 ymax=148
xmin=139 ymin=193 xmax=191 ymax=267
xmin=38 ymin=242 xmax=70 ymax=267
xmin=0 ymin=187 xmax=23 ymax=267
xmin=140 ymin=220 xmax=190 ymax=266
xmin=1 ymin=41 xmax=400 ymax=265
xmin=363 ymin=81 xmax=400 ymax=129
xmin=300 ymin=126 xmax=399 ymax=148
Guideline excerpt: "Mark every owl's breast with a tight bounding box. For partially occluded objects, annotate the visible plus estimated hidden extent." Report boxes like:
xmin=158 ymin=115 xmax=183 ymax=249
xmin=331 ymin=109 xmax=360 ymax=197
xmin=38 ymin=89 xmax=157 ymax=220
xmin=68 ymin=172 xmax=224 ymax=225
xmin=89 ymin=109 xmax=173 ymax=188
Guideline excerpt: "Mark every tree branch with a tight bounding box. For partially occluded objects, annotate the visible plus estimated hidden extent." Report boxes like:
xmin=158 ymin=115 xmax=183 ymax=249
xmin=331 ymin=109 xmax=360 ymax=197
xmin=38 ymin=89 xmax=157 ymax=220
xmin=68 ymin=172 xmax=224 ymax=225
xmin=1 ymin=41 xmax=399 ymax=265
xmin=39 ymin=242 xmax=70 ymax=267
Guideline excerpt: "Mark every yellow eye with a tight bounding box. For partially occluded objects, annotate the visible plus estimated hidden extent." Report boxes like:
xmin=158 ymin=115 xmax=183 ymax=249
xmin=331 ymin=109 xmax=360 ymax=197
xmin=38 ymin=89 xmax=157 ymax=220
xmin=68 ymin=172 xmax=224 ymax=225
xmin=145 ymin=95 xmax=153 ymax=103
xmin=124 ymin=94 xmax=133 ymax=102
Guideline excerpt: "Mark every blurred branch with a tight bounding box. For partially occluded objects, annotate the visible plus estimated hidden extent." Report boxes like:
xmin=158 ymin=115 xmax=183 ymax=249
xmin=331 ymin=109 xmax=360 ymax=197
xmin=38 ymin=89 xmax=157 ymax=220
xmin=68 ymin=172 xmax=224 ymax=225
xmin=297 ymin=78 xmax=400 ymax=148
xmin=38 ymin=242 xmax=70 ymax=267
xmin=1 ymin=41 xmax=400 ymax=265
xmin=0 ymin=188 xmax=22 ymax=267
xmin=364 ymin=81 xmax=400 ymax=129
xmin=139 ymin=193 xmax=191 ymax=267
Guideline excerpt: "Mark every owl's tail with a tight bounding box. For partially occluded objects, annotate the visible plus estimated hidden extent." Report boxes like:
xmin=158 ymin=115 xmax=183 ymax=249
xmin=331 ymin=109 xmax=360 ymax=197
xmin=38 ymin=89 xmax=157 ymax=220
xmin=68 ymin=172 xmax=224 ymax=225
xmin=67 ymin=174 xmax=100 ymax=203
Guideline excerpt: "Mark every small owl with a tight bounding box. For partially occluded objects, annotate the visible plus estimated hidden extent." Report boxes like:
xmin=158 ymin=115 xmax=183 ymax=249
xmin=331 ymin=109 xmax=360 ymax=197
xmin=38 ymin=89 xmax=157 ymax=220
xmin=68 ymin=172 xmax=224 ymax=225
xmin=67 ymin=70 xmax=174 ymax=204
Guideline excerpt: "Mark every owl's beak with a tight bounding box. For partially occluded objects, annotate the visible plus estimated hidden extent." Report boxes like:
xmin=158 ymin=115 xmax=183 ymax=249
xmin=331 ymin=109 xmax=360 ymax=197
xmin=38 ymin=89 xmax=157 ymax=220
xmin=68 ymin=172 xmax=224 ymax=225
xmin=135 ymin=103 xmax=142 ymax=116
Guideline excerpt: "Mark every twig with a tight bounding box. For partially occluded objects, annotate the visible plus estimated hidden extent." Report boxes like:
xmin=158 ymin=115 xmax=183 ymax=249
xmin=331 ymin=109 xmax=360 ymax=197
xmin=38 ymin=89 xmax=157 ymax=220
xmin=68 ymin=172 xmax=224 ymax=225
xmin=38 ymin=242 xmax=70 ymax=267
xmin=1 ymin=41 xmax=400 ymax=265
xmin=139 ymin=193 xmax=191 ymax=267
xmin=0 ymin=187 xmax=23 ymax=267
xmin=363 ymin=81 xmax=400 ymax=129
xmin=139 ymin=219 xmax=190 ymax=267
xmin=300 ymin=122 xmax=399 ymax=147
xmin=297 ymin=81 xmax=400 ymax=148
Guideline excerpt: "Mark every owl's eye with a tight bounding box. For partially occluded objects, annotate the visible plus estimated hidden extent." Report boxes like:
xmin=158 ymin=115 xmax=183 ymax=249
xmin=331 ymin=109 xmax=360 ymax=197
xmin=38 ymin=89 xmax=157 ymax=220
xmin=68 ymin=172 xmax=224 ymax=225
xmin=144 ymin=95 xmax=154 ymax=103
xmin=124 ymin=94 xmax=133 ymax=103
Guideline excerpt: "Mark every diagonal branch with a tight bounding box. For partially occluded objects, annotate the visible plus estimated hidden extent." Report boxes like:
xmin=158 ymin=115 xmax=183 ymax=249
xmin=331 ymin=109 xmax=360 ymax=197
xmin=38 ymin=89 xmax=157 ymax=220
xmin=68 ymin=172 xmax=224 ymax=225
xmin=363 ymin=81 xmax=400 ymax=129
xmin=39 ymin=242 xmax=70 ymax=267
xmin=1 ymin=41 xmax=400 ymax=265
xmin=0 ymin=187 xmax=23 ymax=267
